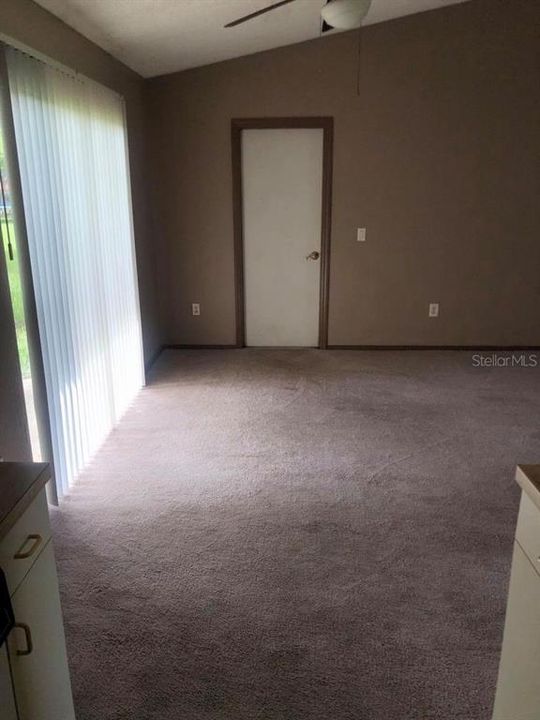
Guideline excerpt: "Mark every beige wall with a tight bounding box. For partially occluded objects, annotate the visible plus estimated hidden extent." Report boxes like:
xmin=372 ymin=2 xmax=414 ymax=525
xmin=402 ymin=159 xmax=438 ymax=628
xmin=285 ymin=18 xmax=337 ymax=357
xmin=146 ymin=0 xmax=540 ymax=346
xmin=0 ymin=0 xmax=161 ymax=363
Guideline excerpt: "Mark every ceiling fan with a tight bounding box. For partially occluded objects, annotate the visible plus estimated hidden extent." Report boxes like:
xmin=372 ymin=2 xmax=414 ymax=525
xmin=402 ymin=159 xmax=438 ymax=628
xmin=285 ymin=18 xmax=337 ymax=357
xmin=224 ymin=0 xmax=373 ymax=32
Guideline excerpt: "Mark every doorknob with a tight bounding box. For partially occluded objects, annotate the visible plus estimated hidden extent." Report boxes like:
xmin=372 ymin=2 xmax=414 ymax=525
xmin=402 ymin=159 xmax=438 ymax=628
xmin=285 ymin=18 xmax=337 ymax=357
xmin=306 ymin=251 xmax=320 ymax=260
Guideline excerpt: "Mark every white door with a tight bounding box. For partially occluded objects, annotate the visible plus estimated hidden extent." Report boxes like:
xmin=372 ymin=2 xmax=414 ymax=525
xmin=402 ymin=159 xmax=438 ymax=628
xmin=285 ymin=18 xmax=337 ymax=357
xmin=242 ymin=128 xmax=324 ymax=347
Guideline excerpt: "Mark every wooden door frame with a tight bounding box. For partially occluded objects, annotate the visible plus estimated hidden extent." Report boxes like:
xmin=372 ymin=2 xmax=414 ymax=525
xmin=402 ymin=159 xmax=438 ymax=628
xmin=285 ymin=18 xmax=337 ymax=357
xmin=231 ymin=117 xmax=334 ymax=348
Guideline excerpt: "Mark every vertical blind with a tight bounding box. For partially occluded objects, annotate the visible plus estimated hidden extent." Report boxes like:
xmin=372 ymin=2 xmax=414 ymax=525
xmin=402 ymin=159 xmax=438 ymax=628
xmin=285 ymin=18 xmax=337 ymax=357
xmin=6 ymin=47 xmax=144 ymax=499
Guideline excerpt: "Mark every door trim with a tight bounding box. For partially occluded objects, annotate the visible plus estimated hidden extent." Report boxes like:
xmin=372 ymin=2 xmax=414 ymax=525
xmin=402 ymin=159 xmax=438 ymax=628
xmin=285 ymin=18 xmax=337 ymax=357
xmin=231 ymin=117 xmax=334 ymax=348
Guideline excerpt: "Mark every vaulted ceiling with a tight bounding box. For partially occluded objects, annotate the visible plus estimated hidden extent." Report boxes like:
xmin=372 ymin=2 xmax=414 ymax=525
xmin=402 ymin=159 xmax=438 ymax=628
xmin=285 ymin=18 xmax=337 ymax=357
xmin=34 ymin=0 xmax=470 ymax=78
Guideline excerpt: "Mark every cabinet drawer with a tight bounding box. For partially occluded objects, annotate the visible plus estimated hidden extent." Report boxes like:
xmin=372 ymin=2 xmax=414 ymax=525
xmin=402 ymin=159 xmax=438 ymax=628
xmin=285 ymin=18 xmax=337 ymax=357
xmin=0 ymin=489 xmax=51 ymax=597
xmin=516 ymin=492 xmax=540 ymax=572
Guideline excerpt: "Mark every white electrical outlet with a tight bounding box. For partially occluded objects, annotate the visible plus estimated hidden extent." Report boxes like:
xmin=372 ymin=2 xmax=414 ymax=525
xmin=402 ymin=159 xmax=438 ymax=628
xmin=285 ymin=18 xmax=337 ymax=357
xmin=357 ymin=227 xmax=366 ymax=242
xmin=192 ymin=303 xmax=200 ymax=316
xmin=429 ymin=303 xmax=439 ymax=318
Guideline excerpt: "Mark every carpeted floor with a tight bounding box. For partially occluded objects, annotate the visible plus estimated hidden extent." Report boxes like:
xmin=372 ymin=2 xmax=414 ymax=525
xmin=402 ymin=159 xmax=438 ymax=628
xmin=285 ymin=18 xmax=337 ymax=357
xmin=50 ymin=349 xmax=540 ymax=720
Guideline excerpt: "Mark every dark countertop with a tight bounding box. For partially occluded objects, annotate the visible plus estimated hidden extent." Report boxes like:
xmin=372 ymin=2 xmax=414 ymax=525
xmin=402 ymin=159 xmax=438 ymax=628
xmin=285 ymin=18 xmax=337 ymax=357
xmin=516 ymin=465 xmax=540 ymax=512
xmin=0 ymin=462 xmax=50 ymax=542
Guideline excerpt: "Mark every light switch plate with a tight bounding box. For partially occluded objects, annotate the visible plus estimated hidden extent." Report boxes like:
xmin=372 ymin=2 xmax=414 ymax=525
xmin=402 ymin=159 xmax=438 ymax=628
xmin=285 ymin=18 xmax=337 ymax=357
xmin=429 ymin=303 xmax=439 ymax=318
xmin=357 ymin=227 xmax=366 ymax=242
xmin=192 ymin=303 xmax=200 ymax=316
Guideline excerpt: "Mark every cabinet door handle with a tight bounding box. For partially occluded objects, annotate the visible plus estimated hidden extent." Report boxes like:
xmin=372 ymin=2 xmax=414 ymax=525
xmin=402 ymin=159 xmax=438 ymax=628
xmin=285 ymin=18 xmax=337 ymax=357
xmin=14 ymin=534 xmax=42 ymax=560
xmin=14 ymin=622 xmax=33 ymax=656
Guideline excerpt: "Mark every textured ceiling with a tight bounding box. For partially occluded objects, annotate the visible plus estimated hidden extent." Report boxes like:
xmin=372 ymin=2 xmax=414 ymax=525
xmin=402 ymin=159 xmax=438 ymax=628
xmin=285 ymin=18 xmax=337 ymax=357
xmin=34 ymin=0 xmax=470 ymax=78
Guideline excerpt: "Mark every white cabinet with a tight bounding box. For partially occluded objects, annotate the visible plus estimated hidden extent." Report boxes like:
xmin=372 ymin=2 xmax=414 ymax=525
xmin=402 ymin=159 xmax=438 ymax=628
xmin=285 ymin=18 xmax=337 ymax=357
xmin=7 ymin=542 xmax=75 ymax=720
xmin=493 ymin=466 xmax=540 ymax=720
xmin=0 ymin=645 xmax=18 ymax=720
xmin=0 ymin=480 xmax=75 ymax=720
xmin=492 ymin=543 xmax=540 ymax=720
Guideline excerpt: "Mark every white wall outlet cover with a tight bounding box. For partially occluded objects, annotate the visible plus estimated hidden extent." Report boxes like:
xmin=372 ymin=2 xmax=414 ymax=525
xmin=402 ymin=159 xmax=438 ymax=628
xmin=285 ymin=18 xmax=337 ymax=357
xmin=357 ymin=227 xmax=366 ymax=242
xmin=429 ymin=303 xmax=439 ymax=318
xmin=192 ymin=303 xmax=201 ymax=316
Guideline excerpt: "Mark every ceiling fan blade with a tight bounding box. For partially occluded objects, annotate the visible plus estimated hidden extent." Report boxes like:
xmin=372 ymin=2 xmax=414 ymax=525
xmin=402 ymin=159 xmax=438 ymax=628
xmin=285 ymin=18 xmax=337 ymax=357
xmin=224 ymin=0 xmax=296 ymax=28
xmin=321 ymin=0 xmax=333 ymax=33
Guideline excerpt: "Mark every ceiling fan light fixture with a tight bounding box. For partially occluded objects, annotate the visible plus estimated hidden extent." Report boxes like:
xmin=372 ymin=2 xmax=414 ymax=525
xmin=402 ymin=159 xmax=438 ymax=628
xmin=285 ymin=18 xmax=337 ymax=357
xmin=320 ymin=0 xmax=372 ymax=30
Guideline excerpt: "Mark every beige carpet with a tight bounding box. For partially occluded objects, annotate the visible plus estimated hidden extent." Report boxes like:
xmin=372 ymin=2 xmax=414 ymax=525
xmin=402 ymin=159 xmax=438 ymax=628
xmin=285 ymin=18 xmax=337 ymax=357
xmin=50 ymin=349 xmax=540 ymax=719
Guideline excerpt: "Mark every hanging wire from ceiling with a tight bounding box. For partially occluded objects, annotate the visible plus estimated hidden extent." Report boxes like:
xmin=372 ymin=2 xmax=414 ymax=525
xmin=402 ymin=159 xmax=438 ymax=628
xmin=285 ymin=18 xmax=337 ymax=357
xmin=356 ymin=27 xmax=362 ymax=97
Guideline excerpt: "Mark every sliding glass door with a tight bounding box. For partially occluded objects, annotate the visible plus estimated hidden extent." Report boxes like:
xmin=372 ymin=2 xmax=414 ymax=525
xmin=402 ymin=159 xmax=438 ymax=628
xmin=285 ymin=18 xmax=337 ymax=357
xmin=0 ymin=112 xmax=42 ymax=460
xmin=3 ymin=46 xmax=144 ymax=499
